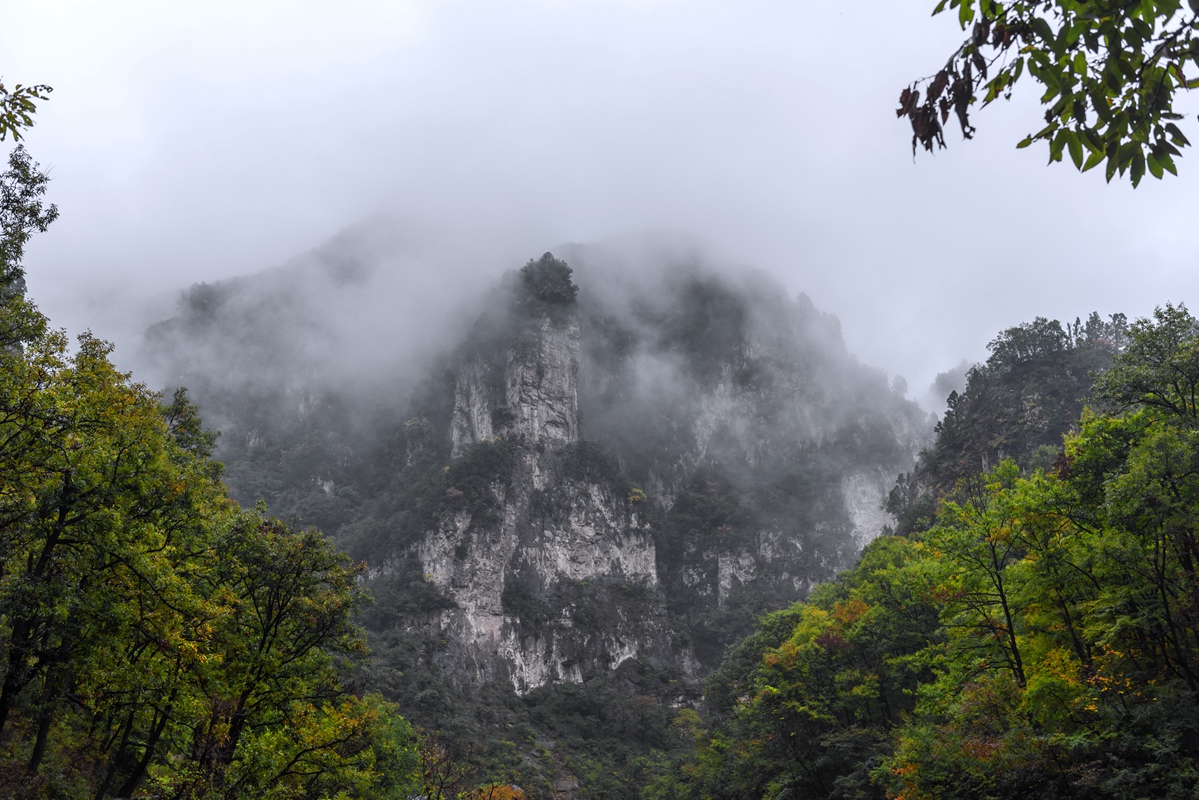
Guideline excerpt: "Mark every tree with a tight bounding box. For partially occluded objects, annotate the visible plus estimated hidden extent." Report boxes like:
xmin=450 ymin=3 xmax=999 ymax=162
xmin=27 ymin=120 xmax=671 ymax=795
xmin=518 ymin=252 xmax=578 ymax=306
xmin=0 ymin=145 xmax=58 ymax=302
xmin=0 ymin=296 xmax=420 ymax=798
xmin=898 ymin=0 xmax=1199 ymax=185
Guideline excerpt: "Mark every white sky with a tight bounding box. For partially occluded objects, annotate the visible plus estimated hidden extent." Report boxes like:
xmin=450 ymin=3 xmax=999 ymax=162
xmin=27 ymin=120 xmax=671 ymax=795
xmin=5 ymin=0 xmax=1198 ymax=394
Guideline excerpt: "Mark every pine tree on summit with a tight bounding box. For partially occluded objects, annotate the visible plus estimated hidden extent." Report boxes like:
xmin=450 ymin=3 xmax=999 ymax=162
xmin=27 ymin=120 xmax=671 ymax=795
xmin=519 ymin=252 xmax=578 ymax=305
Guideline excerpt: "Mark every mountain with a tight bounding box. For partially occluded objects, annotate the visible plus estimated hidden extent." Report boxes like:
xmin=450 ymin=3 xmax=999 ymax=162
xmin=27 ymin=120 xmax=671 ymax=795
xmin=139 ymin=224 xmax=930 ymax=748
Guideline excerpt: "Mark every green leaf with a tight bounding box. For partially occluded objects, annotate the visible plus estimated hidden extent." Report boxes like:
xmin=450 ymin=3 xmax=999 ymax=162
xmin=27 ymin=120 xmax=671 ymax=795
xmin=1118 ymin=141 xmax=1139 ymax=168
xmin=1030 ymin=17 xmax=1055 ymax=44
xmin=1050 ymin=131 xmax=1068 ymax=162
xmin=1131 ymin=150 xmax=1146 ymax=185
xmin=1148 ymin=152 xmax=1164 ymax=179
xmin=1033 ymin=122 xmax=1058 ymax=140
xmin=1165 ymin=122 xmax=1191 ymax=146
xmin=1016 ymin=135 xmax=1034 ymax=149
xmin=1082 ymin=150 xmax=1106 ymax=172
xmin=1067 ymin=131 xmax=1085 ymax=168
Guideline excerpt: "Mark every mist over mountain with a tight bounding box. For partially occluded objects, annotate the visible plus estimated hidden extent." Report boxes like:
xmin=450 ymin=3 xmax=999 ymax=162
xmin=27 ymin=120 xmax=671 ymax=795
xmin=140 ymin=222 xmax=930 ymax=682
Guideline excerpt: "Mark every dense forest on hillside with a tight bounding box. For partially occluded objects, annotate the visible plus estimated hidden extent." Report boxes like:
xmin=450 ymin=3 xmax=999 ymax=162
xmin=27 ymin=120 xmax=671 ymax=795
xmin=0 ymin=150 xmax=426 ymax=799
xmin=886 ymin=312 xmax=1127 ymax=537
xmin=652 ymin=305 xmax=1199 ymax=799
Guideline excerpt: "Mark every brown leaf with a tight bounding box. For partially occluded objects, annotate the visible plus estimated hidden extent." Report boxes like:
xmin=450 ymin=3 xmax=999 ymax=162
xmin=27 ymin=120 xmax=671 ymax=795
xmin=972 ymin=19 xmax=990 ymax=48
xmin=927 ymin=69 xmax=950 ymax=104
xmin=951 ymin=77 xmax=976 ymax=139
xmin=972 ymin=50 xmax=987 ymax=79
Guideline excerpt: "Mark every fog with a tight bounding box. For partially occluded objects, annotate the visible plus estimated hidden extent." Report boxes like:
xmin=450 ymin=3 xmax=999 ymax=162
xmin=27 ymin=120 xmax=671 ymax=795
xmin=6 ymin=0 xmax=1199 ymax=399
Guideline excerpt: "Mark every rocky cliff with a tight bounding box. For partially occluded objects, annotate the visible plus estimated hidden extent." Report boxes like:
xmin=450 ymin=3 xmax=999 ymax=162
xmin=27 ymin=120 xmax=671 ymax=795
xmin=384 ymin=255 xmax=674 ymax=693
xmin=350 ymin=251 xmax=930 ymax=690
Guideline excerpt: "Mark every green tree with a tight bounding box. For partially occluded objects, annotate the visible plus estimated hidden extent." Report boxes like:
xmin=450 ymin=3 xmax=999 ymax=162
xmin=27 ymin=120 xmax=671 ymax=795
xmin=669 ymin=536 xmax=939 ymax=800
xmin=0 ymin=145 xmax=58 ymax=302
xmin=0 ymin=297 xmax=420 ymax=798
xmin=899 ymin=0 xmax=1199 ymax=185
xmin=664 ymin=304 xmax=1199 ymax=800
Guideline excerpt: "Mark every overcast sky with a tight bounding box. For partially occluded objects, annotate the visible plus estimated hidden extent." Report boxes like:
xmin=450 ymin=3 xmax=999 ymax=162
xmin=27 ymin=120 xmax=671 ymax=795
xmin=4 ymin=0 xmax=1197 ymax=395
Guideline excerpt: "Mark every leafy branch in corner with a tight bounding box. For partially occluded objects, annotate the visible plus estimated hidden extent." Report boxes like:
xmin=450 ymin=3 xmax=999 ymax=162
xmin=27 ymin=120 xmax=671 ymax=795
xmin=898 ymin=0 xmax=1199 ymax=186
xmin=0 ymin=81 xmax=52 ymax=142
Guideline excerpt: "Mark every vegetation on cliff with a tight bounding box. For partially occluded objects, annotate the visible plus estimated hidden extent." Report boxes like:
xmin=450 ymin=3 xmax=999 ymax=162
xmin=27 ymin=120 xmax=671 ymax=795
xmin=887 ymin=311 xmax=1127 ymax=536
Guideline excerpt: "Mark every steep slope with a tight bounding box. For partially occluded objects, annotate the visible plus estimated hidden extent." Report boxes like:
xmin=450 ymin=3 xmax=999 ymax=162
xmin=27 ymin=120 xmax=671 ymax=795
xmin=368 ymin=256 xmax=674 ymax=693
xmin=566 ymin=246 xmax=928 ymax=663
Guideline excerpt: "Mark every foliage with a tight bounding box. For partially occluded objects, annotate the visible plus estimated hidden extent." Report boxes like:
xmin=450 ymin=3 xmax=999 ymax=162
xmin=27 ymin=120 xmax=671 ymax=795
xmin=899 ymin=0 xmax=1199 ymax=185
xmin=887 ymin=311 xmax=1124 ymax=536
xmin=1093 ymin=301 xmax=1199 ymax=415
xmin=665 ymin=536 xmax=939 ymax=800
xmin=0 ymin=81 xmax=51 ymax=142
xmin=0 ymin=145 xmax=58 ymax=301
xmin=0 ymin=294 xmax=419 ymax=797
xmin=519 ymin=252 xmax=578 ymax=306
xmin=668 ymin=303 xmax=1199 ymax=800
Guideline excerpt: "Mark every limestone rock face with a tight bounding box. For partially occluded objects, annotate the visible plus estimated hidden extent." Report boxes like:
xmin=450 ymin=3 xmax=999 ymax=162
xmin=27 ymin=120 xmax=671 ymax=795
xmin=562 ymin=254 xmax=931 ymax=665
xmin=406 ymin=268 xmax=675 ymax=694
xmin=506 ymin=315 xmax=580 ymax=447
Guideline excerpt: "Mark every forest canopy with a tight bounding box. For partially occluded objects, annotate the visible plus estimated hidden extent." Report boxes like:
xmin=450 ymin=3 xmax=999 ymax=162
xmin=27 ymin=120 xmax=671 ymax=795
xmin=0 ymin=143 xmax=420 ymax=800
xmin=655 ymin=303 xmax=1199 ymax=800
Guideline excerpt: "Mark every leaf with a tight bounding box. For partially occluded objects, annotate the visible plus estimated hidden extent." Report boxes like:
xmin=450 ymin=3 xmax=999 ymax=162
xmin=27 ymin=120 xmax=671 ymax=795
xmin=959 ymin=0 xmax=974 ymax=28
xmin=1030 ymin=17 xmax=1054 ymax=44
xmin=1033 ymin=121 xmax=1058 ymax=140
xmin=1147 ymin=152 xmax=1164 ymax=179
xmin=927 ymin=70 xmax=951 ymax=104
xmin=1130 ymin=150 xmax=1146 ymax=186
xmin=1082 ymin=150 xmax=1106 ymax=172
xmin=1067 ymin=131 xmax=1084 ymax=168
xmin=1016 ymin=135 xmax=1034 ymax=149
xmin=1118 ymin=141 xmax=1138 ymax=169
xmin=1050 ymin=131 xmax=1068 ymax=162
xmin=1165 ymin=122 xmax=1191 ymax=146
